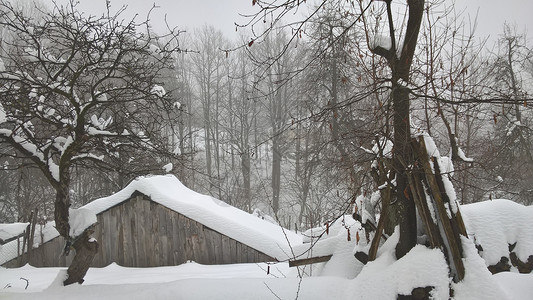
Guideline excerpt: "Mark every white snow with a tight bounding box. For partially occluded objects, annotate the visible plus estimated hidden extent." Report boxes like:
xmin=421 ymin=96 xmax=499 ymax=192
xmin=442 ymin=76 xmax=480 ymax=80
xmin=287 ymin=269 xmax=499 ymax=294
xmin=369 ymin=34 xmax=392 ymax=51
xmin=1 ymin=201 xmax=532 ymax=299
xmin=0 ymin=175 xmax=301 ymax=265
xmin=0 ymin=257 xmax=529 ymax=300
xmin=1 ymin=173 xmax=532 ymax=299
xmin=162 ymin=162 xmax=173 ymax=172
xmin=82 ymin=175 xmax=302 ymax=260
xmin=461 ymin=199 xmax=533 ymax=265
xmin=296 ymin=215 xmax=363 ymax=279
xmin=0 ymin=102 xmax=6 ymax=123
xmin=439 ymin=156 xmax=454 ymax=176
xmin=346 ymin=228 xmax=451 ymax=299
xmin=0 ymin=223 xmax=29 ymax=243
xmin=0 ymin=222 xmax=59 ymax=266
xmin=0 ymin=129 xmax=60 ymax=182
xmin=68 ymin=208 xmax=97 ymax=238
xmin=418 ymin=133 xmax=461 ymax=216
xmin=420 ymin=132 xmax=440 ymax=157
xmin=493 ymin=271 xmax=533 ymax=300
xmin=453 ymin=236 xmax=509 ymax=299
xmin=371 ymin=137 xmax=393 ymax=158
xmin=96 ymin=93 xmax=108 ymax=102
xmin=28 ymin=88 xmax=38 ymax=98
xmin=0 ymin=261 xmax=292 ymax=293
xmin=457 ymin=146 xmax=474 ymax=162
xmin=151 ymin=85 xmax=166 ymax=97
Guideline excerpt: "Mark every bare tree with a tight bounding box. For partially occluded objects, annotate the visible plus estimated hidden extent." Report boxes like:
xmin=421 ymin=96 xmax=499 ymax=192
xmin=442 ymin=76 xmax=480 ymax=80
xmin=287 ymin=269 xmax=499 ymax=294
xmin=0 ymin=1 xmax=181 ymax=284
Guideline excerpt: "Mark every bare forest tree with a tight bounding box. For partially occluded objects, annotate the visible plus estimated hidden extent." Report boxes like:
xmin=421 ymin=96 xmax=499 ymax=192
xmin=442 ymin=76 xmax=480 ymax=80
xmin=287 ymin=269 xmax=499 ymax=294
xmin=243 ymin=0 xmax=477 ymax=287
xmin=481 ymin=25 xmax=533 ymax=204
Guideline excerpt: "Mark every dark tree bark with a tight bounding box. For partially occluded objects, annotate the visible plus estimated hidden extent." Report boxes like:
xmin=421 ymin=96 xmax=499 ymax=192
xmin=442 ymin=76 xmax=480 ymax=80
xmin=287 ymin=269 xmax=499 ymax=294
xmin=370 ymin=0 xmax=424 ymax=258
xmin=63 ymin=229 xmax=99 ymax=285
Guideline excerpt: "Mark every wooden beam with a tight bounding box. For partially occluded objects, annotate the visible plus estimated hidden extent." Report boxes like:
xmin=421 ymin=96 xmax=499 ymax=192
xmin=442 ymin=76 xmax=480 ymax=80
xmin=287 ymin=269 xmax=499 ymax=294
xmin=406 ymin=171 xmax=442 ymax=248
xmin=368 ymin=159 xmax=392 ymax=262
xmin=289 ymin=255 xmax=332 ymax=267
xmin=354 ymin=251 xmax=369 ymax=264
xmin=418 ymin=137 xmax=465 ymax=282
xmin=0 ymin=232 xmax=26 ymax=245
xmin=410 ymin=139 xmax=443 ymax=248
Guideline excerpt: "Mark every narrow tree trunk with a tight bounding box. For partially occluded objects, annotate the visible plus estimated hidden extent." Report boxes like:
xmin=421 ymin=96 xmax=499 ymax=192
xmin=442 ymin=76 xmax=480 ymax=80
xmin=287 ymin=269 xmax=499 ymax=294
xmin=272 ymin=137 xmax=281 ymax=214
xmin=54 ymin=185 xmax=71 ymax=239
xmin=391 ymin=86 xmax=417 ymax=258
xmin=63 ymin=229 xmax=99 ymax=285
xmin=241 ymin=151 xmax=251 ymax=212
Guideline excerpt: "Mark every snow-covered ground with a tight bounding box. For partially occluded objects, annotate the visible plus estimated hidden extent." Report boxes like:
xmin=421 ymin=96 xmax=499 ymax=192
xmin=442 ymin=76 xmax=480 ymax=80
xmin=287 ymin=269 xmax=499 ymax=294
xmin=1 ymin=175 xmax=532 ymax=299
xmin=1 ymin=194 xmax=533 ymax=299
xmin=0 ymin=258 xmax=531 ymax=299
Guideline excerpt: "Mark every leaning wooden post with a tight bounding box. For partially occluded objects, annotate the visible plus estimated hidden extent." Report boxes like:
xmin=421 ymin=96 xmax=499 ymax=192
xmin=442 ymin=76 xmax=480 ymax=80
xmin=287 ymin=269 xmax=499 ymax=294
xmin=417 ymin=136 xmax=466 ymax=282
xmin=368 ymin=158 xmax=393 ymax=262
xmin=405 ymin=169 xmax=442 ymax=248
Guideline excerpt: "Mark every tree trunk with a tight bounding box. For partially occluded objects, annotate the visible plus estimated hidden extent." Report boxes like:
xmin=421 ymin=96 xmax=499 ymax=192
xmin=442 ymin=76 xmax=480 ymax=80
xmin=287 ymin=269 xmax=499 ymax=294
xmin=54 ymin=182 xmax=71 ymax=239
xmin=369 ymin=0 xmax=424 ymax=259
xmin=391 ymin=86 xmax=417 ymax=258
xmin=54 ymin=169 xmax=99 ymax=286
xmin=272 ymin=137 xmax=281 ymax=214
xmin=63 ymin=229 xmax=99 ymax=285
xmin=241 ymin=151 xmax=251 ymax=212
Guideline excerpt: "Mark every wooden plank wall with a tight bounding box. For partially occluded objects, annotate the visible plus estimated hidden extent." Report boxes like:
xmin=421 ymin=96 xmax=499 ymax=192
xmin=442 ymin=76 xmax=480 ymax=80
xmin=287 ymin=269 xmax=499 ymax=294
xmin=2 ymin=232 xmax=72 ymax=268
xmin=4 ymin=195 xmax=275 ymax=267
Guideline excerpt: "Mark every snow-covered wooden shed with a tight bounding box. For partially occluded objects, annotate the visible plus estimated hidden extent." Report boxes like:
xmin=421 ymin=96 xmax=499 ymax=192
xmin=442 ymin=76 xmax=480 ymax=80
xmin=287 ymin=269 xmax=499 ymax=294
xmin=1 ymin=175 xmax=302 ymax=268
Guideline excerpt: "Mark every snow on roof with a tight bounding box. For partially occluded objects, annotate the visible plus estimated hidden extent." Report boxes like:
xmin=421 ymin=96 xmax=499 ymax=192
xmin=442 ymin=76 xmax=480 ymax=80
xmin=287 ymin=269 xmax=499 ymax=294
xmin=82 ymin=175 xmax=302 ymax=260
xmin=0 ymin=223 xmax=29 ymax=266
xmin=0 ymin=175 xmax=302 ymax=266
xmin=461 ymin=199 xmax=533 ymax=265
xmin=0 ymin=223 xmax=29 ymax=244
xmin=0 ymin=222 xmax=59 ymax=266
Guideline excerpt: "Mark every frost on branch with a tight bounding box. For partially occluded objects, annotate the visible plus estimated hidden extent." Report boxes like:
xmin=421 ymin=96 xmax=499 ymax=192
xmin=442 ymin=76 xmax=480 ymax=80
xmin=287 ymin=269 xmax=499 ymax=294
xmin=151 ymin=85 xmax=166 ymax=97
xmin=0 ymin=102 xmax=6 ymax=124
xmin=369 ymin=34 xmax=392 ymax=51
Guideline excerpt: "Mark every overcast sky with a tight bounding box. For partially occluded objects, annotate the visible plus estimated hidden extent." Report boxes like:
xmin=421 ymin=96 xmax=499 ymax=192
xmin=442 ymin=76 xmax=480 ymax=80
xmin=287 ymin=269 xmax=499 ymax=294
xmin=53 ymin=0 xmax=532 ymax=46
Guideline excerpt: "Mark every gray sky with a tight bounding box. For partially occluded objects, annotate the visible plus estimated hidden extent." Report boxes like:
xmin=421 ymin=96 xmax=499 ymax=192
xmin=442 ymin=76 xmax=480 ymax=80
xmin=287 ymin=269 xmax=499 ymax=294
xmin=53 ymin=0 xmax=531 ymax=45
xmin=54 ymin=0 xmax=260 ymax=38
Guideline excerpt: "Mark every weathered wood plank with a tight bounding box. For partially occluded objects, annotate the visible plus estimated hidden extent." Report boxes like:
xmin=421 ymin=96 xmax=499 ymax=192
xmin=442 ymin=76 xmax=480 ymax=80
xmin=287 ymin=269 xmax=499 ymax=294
xmin=406 ymin=141 xmax=443 ymax=249
xmin=289 ymin=255 xmax=333 ymax=267
xmin=418 ymin=137 xmax=465 ymax=282
xmin=4 ymin=194 xmax=277 ymax=268
xmin=221 ymin=234 xmax=231 ymax=263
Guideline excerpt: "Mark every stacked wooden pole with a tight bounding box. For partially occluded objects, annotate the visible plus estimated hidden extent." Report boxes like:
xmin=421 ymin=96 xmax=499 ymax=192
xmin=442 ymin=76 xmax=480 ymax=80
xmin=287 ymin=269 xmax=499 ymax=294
xmin=364 ymin=137 xmax=468 ymax=282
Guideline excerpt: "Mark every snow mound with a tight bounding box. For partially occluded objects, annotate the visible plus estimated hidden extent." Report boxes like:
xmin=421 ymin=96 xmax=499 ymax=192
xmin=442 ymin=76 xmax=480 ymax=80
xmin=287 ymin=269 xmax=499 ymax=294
xmin=461 ymin=199 xmax=533 ymax=265
xmin=345 ymin=229 xmax=451 ymax=299
xmin=453 ymin=236 xmax=509 ymax=299
xmin=69 ymin=208 xmax=97 ymax=238
xmin=294 ymin=215 xmax=363 ymax=278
